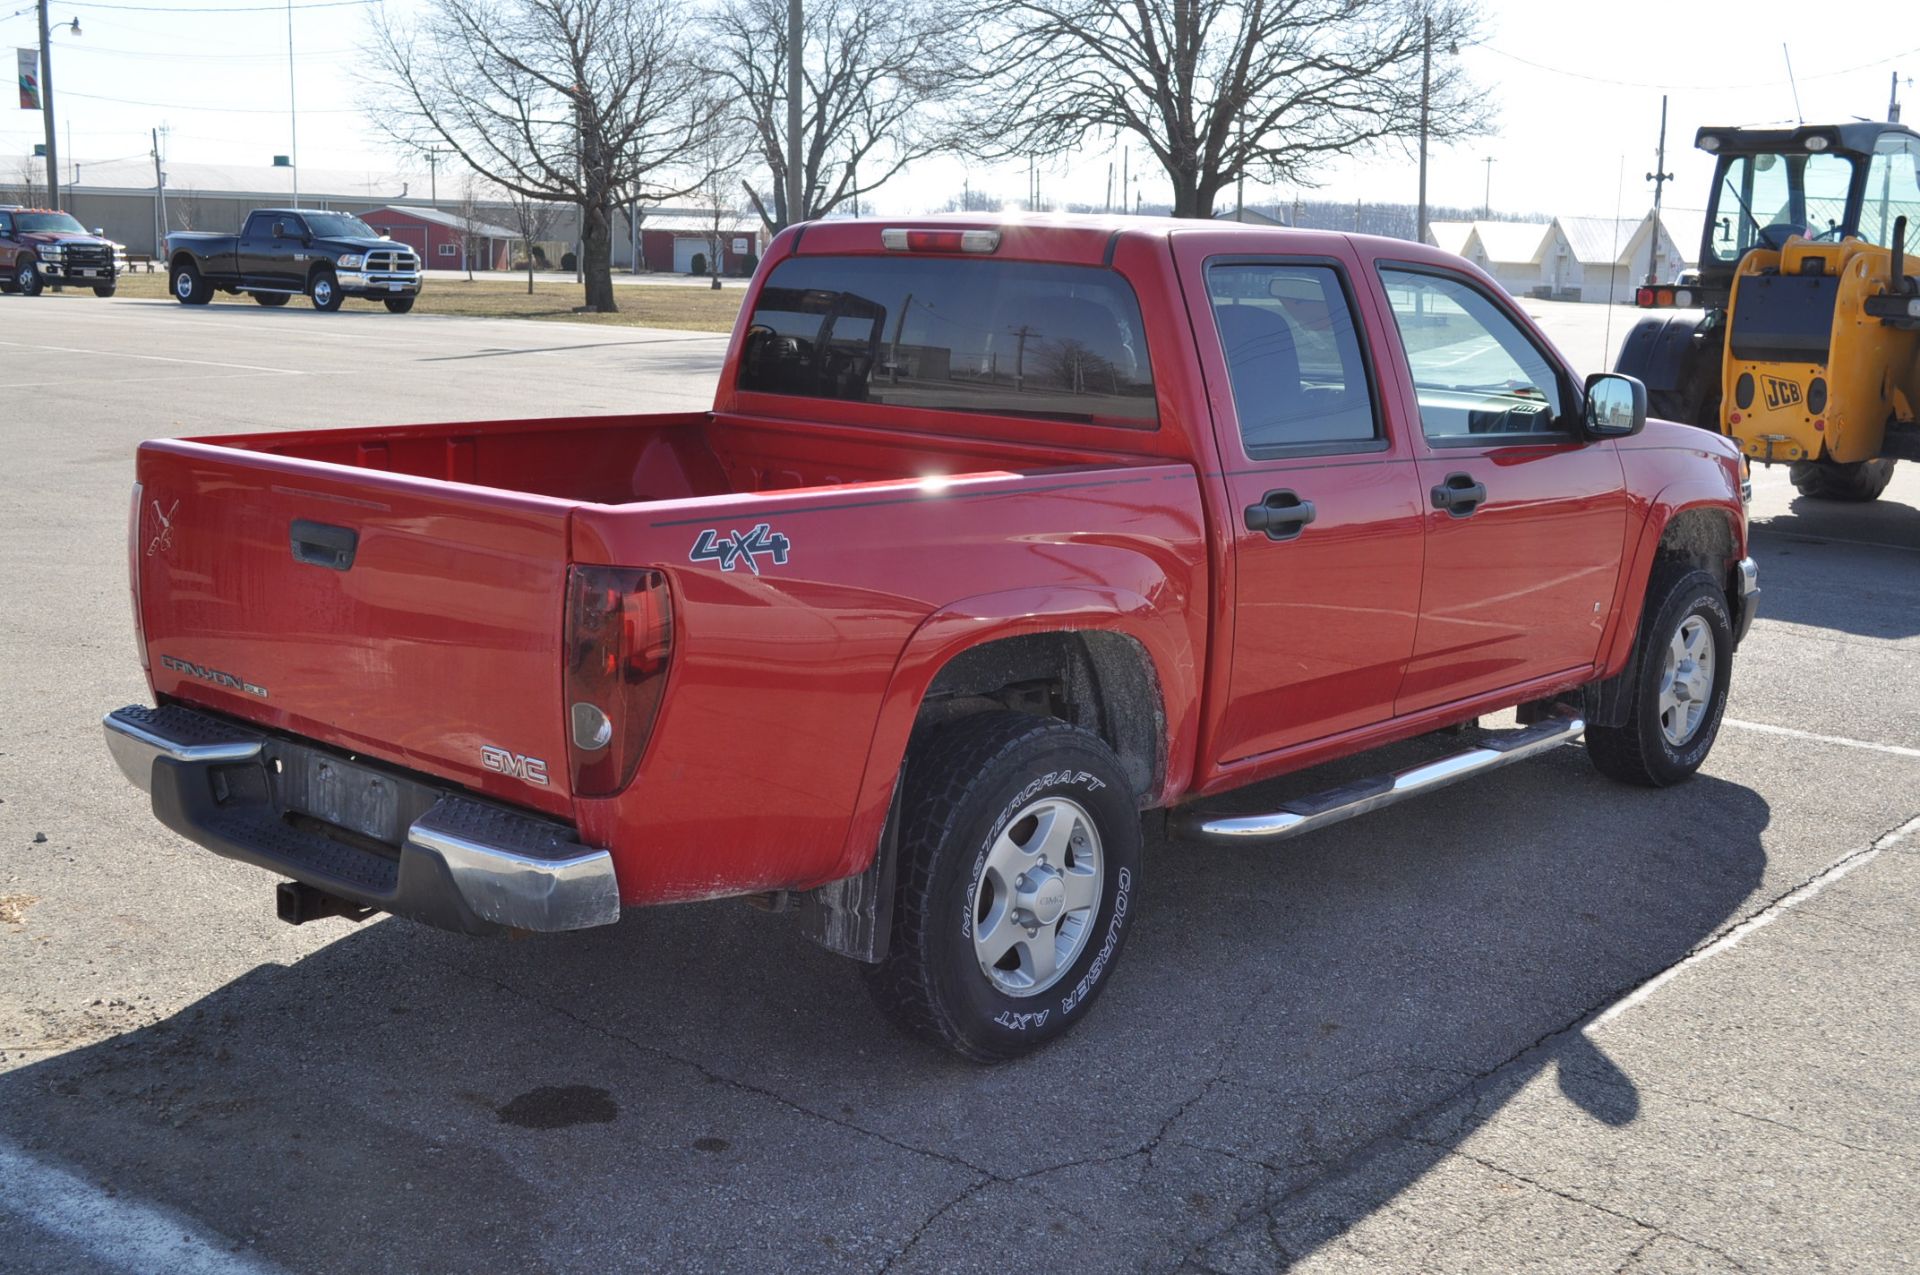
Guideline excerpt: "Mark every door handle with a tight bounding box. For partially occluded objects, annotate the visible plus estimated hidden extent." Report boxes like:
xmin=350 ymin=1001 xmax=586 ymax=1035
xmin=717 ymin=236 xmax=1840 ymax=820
xmin=290 ymin=519 xmax=358 ymax=571
xmin=1430 ymin=473 xmax=1488 ymax=517
xmin=1244 ymin=489 xmax=1316 ymax=541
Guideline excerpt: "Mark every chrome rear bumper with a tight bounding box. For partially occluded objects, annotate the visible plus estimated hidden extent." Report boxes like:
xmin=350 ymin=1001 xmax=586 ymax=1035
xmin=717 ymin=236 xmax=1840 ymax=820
xmin=104 ymin=704 xmax=617 ymax=934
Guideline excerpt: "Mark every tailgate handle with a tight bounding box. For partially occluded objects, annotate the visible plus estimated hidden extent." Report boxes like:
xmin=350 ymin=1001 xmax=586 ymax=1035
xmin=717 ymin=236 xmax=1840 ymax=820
xmin=290 ymin=520 xmax=358 ymax=571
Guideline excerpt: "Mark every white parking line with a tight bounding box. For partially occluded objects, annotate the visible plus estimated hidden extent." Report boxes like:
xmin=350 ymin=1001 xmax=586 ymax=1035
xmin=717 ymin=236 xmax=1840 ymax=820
xmin=1723 ymin=718 xmax=1920 ymax=758
xmin=0 ymin=1137 xmax=281 ymax=1274
xmin=1592 ymin=813 xmax=1920 ymax=1030
xmin=0 ymin=339 xmax=297 ymax=376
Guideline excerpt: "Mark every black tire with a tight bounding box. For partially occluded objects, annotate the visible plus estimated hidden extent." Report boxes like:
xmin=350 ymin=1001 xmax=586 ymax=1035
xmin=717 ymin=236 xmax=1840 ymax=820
xmin=864 ymin=712 xmax=1142 ymax=1061
xmin=1789 ymin=458 xmax=1895 ymax=502
xmin=15 ymin=254 xmax=43 ymax=297
xmin=92 ymin=283 xmax=116 ymax=298
xmin=1586 ymin=565 xmax=1733 ymax=788
xmin=170 ymin=261 xmax=210 ymax=305
xmin=383 ymin=296 xmax=416 ymax=314
xmin=309 ymin=269 xmax=344 ymax=312
xmin=254 ymin=291 xmax=290 ymax=307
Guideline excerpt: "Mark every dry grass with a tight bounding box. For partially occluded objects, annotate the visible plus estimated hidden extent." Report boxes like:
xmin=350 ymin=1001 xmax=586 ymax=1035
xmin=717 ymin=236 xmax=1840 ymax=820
xmin=0 ymin=893 xmax=35 ymax=926
xmin=89 ymin=270 xmax=743 ymax=333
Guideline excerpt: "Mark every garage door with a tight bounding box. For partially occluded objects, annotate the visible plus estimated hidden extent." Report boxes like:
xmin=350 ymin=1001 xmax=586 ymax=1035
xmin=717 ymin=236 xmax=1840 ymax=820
xmin=672 ymin=237 xmax=710 ymax=274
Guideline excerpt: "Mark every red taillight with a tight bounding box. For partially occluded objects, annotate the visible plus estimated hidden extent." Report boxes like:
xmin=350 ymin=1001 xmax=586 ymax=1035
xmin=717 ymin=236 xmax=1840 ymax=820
xmin=1656 ymin=288 xmax=1675 ymax=307
xmin=880 ymin=227 xmax=1001 ymax=254
xmin=564 ymin=566 xmax=673 ymax=796
xmin=1636 ymin=287 xmax=1655 ymax=307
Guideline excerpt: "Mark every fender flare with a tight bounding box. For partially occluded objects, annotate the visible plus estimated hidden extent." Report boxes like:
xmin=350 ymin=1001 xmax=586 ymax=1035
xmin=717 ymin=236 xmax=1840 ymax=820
xmin=835 ymin=584 xmax=1201 ymax=880
xmin=1598 ymin=478 xmax=1744 ymax=678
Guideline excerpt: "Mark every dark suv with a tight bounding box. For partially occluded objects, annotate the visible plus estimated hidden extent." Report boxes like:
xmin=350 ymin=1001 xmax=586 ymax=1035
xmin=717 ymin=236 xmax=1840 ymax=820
xmin=0 ymin=206 xmax=123 ymax=297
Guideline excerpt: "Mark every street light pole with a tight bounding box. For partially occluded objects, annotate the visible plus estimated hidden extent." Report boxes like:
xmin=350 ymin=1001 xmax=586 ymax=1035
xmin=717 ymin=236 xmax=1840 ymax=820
xmin=286 ymin=0 xmax=299 ymax=208
xmin=1482 ymin=156 xmax=1496 ymax=219
xmin=784 ymin=0 xmax=802 ymax=227
xmin=36 ymin=0 xmax=59 ymax=209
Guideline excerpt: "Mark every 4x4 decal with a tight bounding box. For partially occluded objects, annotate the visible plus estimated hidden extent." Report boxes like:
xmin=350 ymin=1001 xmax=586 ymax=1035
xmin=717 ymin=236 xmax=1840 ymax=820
xmin=690 ymin=522 xmax=791 ymax=574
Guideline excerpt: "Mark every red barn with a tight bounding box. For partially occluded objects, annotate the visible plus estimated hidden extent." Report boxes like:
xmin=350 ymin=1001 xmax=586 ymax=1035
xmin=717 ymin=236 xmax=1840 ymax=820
xmin=364 ymin=206 xmax=517 ymax=272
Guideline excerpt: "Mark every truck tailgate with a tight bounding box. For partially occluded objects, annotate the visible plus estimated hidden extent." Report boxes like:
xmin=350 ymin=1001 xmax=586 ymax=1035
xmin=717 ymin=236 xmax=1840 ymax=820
xmin=135 ymin=439 xmax=576 ymax=818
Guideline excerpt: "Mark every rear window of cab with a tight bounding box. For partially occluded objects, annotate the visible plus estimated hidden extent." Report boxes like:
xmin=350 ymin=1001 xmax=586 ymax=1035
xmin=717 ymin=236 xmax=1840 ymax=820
xmin=737 ymin=255 xmax=1158 ymax=427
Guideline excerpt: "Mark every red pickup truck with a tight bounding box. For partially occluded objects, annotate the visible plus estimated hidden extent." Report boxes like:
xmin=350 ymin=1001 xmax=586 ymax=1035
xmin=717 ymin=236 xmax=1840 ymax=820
xmin=106 ymin=217 xmax=1756 ymax=1059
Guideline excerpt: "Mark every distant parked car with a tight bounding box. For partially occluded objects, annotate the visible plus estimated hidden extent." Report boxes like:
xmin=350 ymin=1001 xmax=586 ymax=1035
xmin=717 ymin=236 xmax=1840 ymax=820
xmin=0 ymin=206 xmax=124 ymax=297
xmin=166 ymin=208 xmax=422 ymax=312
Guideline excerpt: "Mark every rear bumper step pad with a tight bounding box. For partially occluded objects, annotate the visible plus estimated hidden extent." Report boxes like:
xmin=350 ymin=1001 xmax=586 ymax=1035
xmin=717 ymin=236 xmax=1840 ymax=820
xmin=103 ymin=704 xmax=617 ymax=934
xmin=1174 ymin=715 xmax=1586 ymax=843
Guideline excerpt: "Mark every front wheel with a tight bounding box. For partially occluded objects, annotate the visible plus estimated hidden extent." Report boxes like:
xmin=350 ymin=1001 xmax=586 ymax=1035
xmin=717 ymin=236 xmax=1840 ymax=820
xmin=309 ymin=270 xmax=344 ymax=312
xmin=1587 ymin=566 xmax=1733 ymax=787
xmin=93 ymin=283 xmax=117 ymax=298
xmin=16 ymin=255 xmax=43 ymax=297
xmin=383 ymin=295 xmax=415 ymax=314
xmin=1789 ymin=458 xmax=1894 ymax=502
xmin=864 ymin=712 xmax=1142 ymax=1061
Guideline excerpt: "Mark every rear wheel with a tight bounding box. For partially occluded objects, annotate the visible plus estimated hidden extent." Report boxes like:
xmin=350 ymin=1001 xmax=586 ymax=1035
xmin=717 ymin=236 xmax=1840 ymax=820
xmin=864 ymin=712 xmax=1141 ymax=1061
xmin=16 ymin=255 xmax=43 ymax=297
xmin=309 ymin=269 xmax=344 ymax=312
xmin=383 ymin=295 xmax=415 ymax=314
xmin=1587 ymin=565 xmax=1733 ymax=787
xmin=1789 ymin=458 xmax=1895 ymax=502
xmin=171 ymin=261 xmax=210 ymax=305
xmin=254 ymin=291 xmax=290 ymax=307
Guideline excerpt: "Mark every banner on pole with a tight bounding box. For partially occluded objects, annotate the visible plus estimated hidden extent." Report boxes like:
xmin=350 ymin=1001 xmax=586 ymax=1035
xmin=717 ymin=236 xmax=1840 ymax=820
xmin=17 ymin=48 xmax=39 ymax=110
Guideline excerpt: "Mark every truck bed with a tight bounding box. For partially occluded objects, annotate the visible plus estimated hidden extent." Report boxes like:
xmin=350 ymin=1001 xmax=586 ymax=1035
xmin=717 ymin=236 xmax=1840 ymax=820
xmin=133 ymin=411 xmax=1202 ymax=894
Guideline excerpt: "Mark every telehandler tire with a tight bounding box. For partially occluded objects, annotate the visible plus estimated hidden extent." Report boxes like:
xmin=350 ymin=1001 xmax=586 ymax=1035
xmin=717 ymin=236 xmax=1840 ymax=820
xmin=1789 ymin=458 xmax=1894 ymax=502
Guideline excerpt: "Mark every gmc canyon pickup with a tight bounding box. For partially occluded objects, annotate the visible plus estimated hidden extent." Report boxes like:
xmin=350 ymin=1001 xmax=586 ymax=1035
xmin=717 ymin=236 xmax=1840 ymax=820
xmin=166 ymin=208 xmax=422 ymax=312
xmin=107 ymin=217 xmax=1757 ymax=1059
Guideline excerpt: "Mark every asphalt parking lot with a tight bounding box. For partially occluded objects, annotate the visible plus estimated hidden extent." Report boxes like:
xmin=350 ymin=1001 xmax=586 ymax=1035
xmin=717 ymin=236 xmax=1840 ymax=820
xmin=2 ymin=292 xmax=1917 ymax=1273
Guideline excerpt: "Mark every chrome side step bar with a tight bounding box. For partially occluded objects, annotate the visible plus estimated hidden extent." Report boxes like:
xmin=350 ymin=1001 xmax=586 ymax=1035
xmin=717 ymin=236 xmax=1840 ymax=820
xmin=1174 ymin=716 xmax=1586 ymax=843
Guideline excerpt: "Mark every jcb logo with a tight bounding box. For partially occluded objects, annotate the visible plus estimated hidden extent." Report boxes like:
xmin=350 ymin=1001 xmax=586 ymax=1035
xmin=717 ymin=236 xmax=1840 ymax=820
xmin=1762 ymin=376 xmax=1802 ymax=410
xmin=481 ymin=745 xmax=550 ymax=787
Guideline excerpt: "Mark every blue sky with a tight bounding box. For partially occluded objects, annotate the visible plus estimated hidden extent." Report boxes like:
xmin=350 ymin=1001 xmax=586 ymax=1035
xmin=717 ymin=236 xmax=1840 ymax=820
xmin=4 ymin=0 xmax=1916 ymax=218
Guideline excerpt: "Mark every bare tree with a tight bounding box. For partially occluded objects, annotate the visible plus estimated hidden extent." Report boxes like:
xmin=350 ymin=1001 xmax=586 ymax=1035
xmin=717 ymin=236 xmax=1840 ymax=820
xmin=705 ymin=0 xmax=967 ymax=231
xmin=365 ymin=0 xmax=707 ymax=311
xmin=692 ymin=98 xmax=752 ymax=290
xmin=942 ymin=187 xmax=1003 ymax=213
xmin=508 ymin=188 xmax=561 ymax=294
xmin=453 ymin=173 xmax=483 ymax=281
xmin=964 ymin=0 xmax=1489 ymax=218
xmin=6 ymin=158 xmax=43 ymax=207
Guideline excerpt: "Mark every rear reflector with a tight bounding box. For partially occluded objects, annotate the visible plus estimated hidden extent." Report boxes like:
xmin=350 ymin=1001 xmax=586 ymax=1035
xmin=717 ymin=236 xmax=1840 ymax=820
xmin=127 ymin=482 xmax=148 ymax=670
xmin=881 ymin=228 xmax=1001 ymax=254
xmin=564 ymin=566 xmax=673 ymax=796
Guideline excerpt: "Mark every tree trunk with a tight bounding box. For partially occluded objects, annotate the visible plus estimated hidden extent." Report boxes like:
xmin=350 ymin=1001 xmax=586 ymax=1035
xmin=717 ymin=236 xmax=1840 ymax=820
xmin=1170 ymin=177 xmax=1212 ymax=219
xmin=581 ymin=200 xmax=617 ymax=312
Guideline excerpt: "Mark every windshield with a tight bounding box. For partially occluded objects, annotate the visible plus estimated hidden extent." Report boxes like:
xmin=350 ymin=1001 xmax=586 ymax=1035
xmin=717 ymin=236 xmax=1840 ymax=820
xmin=302 ymin=213 xmax=376 ymax=239
xmin=15 ymin=212 xmax=88 ymax=235
xmin=1706 ymin=152 xmax=1855 ymax=263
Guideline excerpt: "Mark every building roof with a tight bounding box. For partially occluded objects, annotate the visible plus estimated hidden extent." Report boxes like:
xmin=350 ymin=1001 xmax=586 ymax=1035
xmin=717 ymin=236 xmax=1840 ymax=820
xmin=1426 ymin=220 xmax=1476 ymax=256
xmin=371 ymin=205 xmax=520 ymax=241
xmin=1658 ymin=207 xmax=1707 ymax=265
xmin=1470 ymin=220 xmax=1554 ymax=265
xmin=1556 ymin=216 xmax=1644 ymax=265
xmin=65 ymin=156 xmax=430 ymax=202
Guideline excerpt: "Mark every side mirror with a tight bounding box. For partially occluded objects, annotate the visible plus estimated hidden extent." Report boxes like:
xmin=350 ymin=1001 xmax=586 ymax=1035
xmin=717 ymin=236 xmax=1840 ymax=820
xmin=1583 ymin=372 xmax=1646 ymax=439
xmin=92 ymin=227 xmax=105 ymax=236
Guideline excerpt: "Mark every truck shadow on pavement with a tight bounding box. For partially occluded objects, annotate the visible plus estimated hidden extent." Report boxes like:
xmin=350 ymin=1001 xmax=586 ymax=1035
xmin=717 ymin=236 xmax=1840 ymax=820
xmin=0 ymin=747 xmax=1769 ymax=1273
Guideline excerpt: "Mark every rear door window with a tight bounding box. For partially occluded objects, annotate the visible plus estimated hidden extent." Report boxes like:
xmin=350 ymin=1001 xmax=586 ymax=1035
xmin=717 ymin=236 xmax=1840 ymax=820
xmin=1206 ymin=262 xmax=1379 ymax=454
xmin=738 ymin=255 xmax=1157 ymax=426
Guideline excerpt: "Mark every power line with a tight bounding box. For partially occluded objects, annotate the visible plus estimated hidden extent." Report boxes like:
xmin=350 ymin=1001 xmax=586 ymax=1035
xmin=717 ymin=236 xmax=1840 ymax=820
xmin=62 ymin=40 xmax=357 ymax=59
xmin=1483 ymin=42 xmax=1920 ymax=93
xmin=66 ymin=0 xmax=375 ymax=11
xmin=59 ymin=86 xmax=365 ymax=113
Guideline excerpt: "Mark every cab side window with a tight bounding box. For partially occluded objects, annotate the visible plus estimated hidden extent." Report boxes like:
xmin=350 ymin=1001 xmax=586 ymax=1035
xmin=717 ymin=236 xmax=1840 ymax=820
xmin=1206 ymin=262 xmax=1379 ymax=455
xmin=0 ymin=212 xmax=12 ymax=239
xmin=1377 ymin=268 xmax=1571 ymax=443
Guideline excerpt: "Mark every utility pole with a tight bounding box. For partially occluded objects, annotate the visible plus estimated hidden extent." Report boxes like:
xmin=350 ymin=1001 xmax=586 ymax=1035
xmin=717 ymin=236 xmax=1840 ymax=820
xmin=1416 ymin=14 xmax=1430 ymax=244
xmin=1121 ymin=147 xmax=1128 ymax=214
xmin=784 ymin=0 xmax=802 ymax=227
xmin=1891 ymin=71 xmax=1906 ymax=124
xmin=1646 ymin=95 xmax=1674 ymax=286
xmin=285 ymin=0 xmax=299 ymax=207
xmin=1481 ymin=156 xmax=1496 ymax=219
xmin=36 ymin=0 xmax=59 ymax=209
xmin=151 ymin=127 xmax=167 ymax=254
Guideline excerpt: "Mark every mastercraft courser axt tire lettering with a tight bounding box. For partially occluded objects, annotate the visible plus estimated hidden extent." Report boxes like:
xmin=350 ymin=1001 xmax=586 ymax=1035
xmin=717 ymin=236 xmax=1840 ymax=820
xmin=865 ymin=712 xmax=1142 ymax=1061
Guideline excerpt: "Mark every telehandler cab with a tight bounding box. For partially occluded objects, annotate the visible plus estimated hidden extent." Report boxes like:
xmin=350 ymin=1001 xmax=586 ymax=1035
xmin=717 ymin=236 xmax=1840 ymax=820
xmin=1618 ymin=121 xmax=1920 ymax=501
